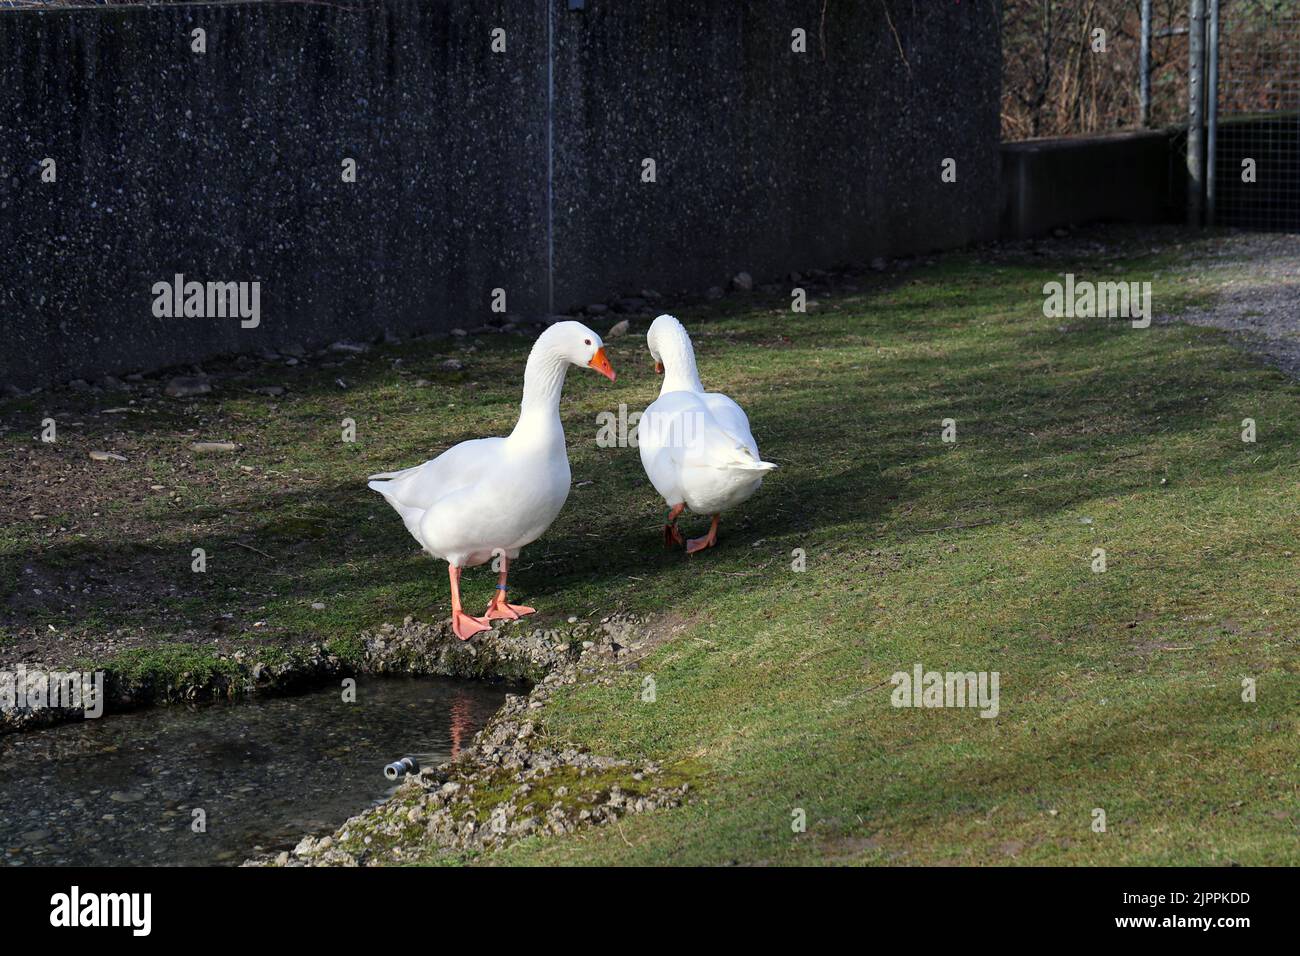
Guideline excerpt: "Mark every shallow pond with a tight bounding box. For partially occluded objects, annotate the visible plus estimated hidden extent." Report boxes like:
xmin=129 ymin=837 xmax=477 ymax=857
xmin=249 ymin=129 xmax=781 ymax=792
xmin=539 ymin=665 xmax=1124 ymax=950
xmin=0 ymin=676 xmax=513 ymax=866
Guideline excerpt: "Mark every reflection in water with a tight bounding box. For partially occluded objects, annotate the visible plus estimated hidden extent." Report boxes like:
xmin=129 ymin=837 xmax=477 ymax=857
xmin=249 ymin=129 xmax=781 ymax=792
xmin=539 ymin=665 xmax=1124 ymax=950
xmin=449 ymin=695 xmax=474 ymax=760
xmin=0 ymin=676 xmax=513 ymax=866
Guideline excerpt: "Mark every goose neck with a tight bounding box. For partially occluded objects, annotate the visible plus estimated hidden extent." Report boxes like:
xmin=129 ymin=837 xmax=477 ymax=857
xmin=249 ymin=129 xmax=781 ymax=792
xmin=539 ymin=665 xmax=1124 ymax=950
xmin=510 ymin=343 xmax=569 ymax=441
xmin=659 ymin=329 xmax=704 ymax=395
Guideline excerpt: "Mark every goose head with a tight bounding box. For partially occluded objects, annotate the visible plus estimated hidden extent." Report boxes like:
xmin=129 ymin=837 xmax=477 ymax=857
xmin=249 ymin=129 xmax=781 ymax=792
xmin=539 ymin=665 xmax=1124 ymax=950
xmin=542 ymin=320 xmax=616 ymax=381
xmin=646 ymin=313 xmax=682 ymax=374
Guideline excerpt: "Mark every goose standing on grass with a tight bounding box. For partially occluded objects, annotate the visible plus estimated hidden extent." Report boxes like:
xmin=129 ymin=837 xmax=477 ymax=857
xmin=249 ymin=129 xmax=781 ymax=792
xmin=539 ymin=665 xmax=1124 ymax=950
xmin=368 ymin=321 xmax=616 ymax=640
xmin=637 ymin=313 xmax=776 ymax=553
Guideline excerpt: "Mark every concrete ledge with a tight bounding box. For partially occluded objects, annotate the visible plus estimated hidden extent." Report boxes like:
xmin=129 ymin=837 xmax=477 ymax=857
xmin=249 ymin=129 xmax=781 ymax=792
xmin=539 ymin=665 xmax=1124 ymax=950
xmin=1001 ymin=129 xmax=1185 ymax=239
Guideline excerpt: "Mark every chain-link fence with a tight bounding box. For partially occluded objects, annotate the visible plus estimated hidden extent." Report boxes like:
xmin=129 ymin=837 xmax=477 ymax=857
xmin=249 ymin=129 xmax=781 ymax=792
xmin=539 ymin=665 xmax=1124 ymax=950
xmin=1213 ymin=0 xmax=1300 ymax=229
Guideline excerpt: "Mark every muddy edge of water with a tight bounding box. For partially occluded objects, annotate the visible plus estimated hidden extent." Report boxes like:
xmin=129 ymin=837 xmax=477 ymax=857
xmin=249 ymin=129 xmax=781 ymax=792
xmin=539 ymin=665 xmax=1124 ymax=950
xmin=1 ymin=615 xmax=576 ymax=736
xmin=258 ymin=610 xmax=693 ymax=867
xmin=4 ymin=612 xmax=693 ymax=865
xmin=1 ymin=675 xmax=514 ymax=867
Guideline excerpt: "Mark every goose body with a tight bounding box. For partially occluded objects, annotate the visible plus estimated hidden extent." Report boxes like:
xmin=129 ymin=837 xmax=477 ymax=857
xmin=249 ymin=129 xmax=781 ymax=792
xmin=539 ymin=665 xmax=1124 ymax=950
xmin=368 ymin=321 xmax=615 ymax=638
xmin=637 ymin=314 xmax=775 ymax=552
xmin=368 ymin=432 xmax=569 ymax=568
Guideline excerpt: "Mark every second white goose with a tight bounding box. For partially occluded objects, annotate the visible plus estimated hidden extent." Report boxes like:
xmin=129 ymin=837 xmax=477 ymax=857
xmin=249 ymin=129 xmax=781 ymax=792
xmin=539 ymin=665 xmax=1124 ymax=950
xmin=636 ymin=314 xmax=775 ymax=553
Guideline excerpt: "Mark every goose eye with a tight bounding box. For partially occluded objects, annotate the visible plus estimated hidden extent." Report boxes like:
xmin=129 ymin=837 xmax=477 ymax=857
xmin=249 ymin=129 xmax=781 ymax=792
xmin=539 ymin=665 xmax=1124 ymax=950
xmin=584 ymin=339 xmax=592 ymax=346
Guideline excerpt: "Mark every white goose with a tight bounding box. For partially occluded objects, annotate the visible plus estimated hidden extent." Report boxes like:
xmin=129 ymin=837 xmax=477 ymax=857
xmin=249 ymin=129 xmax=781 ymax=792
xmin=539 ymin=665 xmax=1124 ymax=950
xmin=368 ymin=321 xmax=616 ymax=640
xmin=637 ymin=314 xmax=775 ymax=553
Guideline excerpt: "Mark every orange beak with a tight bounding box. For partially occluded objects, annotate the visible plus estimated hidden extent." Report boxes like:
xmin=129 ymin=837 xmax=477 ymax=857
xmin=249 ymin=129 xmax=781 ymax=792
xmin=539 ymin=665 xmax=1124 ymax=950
xmin=588 ymin=346 xmax=616 ymax=382
xmin=654 ymin=360 xmax=664 ymax=374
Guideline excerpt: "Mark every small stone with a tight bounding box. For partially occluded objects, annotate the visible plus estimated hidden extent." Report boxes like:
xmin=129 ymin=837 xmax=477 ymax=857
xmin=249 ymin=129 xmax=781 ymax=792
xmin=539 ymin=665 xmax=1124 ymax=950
xmin=705 ymin=286 xmax=724 ymax=300
xmin=311 ymin=602 xmax=326 ymax=610
xmin=870 ymin=257 xmax=888 ymax=272
xmin=731 ymin=272 xmax=753 ymax=292
xmin=275 ymin=851 xmax=290 ymax=866
xmin=440 ymin=359 xmax=465 ymax=372
xmin=164 ymin=376 xmax=211 ymax=398
xmin=190 ymin=441 xmax=238 ymax=453
xmin=329 ymin=340 xmax=369 ymax=354
xmin=450 ymin=328 xmax=468 ymax=337
xmin=89 ymin=451 xmax=127 ymax=462
xmin=607 ymin=319 xmax=630 ymax=338
xmin=585 ymin=303 xmax=609 ymax=316
xmin=254 ymin=385 xmax=286 ymax=397
xmin=110 ymin=790 xmax=144 ymax=803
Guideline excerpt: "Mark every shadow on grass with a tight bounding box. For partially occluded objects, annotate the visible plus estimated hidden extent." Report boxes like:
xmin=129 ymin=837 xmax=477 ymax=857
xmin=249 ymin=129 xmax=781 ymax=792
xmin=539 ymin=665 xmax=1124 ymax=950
xmin=2 ymin=249 xmax=1296 ymax=659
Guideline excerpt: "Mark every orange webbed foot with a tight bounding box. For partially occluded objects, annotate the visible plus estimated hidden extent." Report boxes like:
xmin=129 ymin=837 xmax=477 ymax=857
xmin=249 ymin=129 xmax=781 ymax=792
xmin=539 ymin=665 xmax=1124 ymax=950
xmin=452 ymin=610 xmax=492 ymax=641
xmin=485 ymin=589 xmax=536 ymax=622
xmin=686 ymin=515 xmax=720 ymax=555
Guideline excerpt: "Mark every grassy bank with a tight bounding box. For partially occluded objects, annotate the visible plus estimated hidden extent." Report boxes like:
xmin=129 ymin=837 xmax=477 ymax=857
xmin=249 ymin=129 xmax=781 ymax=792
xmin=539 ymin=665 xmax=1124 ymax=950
xmin=2 ymin=229 xmax=1297 ymax=863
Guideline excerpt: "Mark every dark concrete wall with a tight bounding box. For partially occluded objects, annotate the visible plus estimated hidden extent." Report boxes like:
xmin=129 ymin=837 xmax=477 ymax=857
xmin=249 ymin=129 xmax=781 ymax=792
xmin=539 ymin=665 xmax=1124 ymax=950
xmin=0 ymin=0 xmax=548 ymax=391
xmin=1001 ymin=129 xmax=1186 ymax=239
xmin=551 ymin=0 xmax=1003 ymax=307
xmin=0 ymin=0 xmax=1003 ymax=391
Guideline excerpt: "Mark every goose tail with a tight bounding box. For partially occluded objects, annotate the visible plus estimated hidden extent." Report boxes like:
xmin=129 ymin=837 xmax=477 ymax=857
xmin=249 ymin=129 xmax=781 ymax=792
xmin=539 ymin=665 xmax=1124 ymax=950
xmin=715 ymin=443 xmax=778 ymax=473
xmin=728 ymin=459 xmax=778 ymax=472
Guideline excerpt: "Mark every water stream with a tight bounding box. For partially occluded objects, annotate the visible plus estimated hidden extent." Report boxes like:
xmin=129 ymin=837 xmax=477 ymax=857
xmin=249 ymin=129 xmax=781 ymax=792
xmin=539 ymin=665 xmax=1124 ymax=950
xmin=0 ymin=676 xmax=514 ymax=866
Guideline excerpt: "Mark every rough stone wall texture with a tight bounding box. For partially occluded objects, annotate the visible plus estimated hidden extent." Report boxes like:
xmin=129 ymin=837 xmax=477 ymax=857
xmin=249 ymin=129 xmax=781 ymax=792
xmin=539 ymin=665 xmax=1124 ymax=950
xmin=552 ymin=0 xmax=1004 ymax=308
xmin=0 ymin=0 xmax=1002 ymax=391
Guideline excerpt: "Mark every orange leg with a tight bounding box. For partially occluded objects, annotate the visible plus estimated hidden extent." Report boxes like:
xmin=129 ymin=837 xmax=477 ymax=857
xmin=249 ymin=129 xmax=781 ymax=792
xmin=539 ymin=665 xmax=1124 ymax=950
xmin=686 ymin=514 xmax=721 ymax=555
xmin=663 ymin=503 xmax=686 ymax=548
xmin=484 ymin=554 xmax=536 ymax=621
xmin=448 ymin=564 xmax=491 ymax=641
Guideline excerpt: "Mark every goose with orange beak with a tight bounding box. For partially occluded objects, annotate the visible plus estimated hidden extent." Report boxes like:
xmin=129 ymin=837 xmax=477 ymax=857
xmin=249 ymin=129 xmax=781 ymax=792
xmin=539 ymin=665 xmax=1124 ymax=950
xmin=369 ymin=322 xmax=616 ymax=640
xmin=637 ymin=314 xmax=775 ymax=553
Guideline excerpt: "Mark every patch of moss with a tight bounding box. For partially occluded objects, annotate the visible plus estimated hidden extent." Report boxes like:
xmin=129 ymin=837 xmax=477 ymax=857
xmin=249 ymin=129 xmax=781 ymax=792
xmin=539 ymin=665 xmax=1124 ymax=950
xmin=324 ymin=633 xmax=367 ymax=668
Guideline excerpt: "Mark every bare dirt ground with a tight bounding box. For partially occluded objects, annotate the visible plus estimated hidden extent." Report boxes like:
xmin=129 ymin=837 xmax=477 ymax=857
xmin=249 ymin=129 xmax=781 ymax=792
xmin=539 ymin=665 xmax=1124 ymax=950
xmin=1169 ymin=231 xmax=1300 ymax=377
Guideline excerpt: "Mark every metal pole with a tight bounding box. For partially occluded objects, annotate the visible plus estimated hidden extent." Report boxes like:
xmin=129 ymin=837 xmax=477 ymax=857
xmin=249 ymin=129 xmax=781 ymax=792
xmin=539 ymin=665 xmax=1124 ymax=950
xmin=1140 ymin=0 xmax=1152 ymax=127
xmin=1188 ymin=0 xmax=1206 ymax=226
xmin=1206 ymin=0 xmax=1220 ymax=225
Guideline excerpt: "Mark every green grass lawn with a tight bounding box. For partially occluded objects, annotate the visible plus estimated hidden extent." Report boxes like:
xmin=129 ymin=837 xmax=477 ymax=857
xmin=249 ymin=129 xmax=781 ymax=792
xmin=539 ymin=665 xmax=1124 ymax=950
xmin=3 ymin=231 xmax=1297 ymax=864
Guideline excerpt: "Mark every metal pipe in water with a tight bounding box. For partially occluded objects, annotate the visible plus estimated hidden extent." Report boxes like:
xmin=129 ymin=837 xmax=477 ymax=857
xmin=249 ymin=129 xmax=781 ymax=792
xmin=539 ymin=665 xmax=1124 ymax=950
xmin=384 ymin=756 xmax=419 ymax=781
